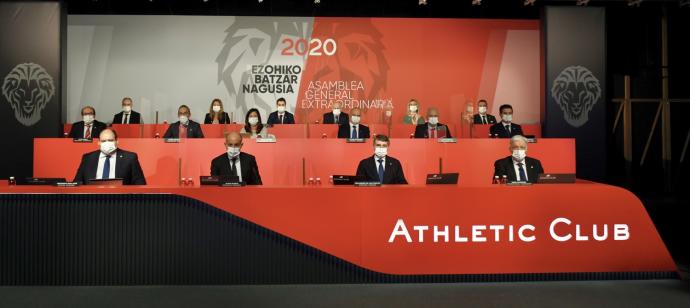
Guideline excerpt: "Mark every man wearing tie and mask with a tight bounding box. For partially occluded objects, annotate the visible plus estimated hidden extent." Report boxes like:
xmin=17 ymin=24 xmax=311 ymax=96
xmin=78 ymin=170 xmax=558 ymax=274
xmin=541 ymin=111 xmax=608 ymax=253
xmin=337 ymin=108 xmax=370 ymax=139
xmin=210 ymin=131 xmax=262 ymax=185
xmin=493 ymin=135 xmax=544 ymax=183
xmin=69 ymin=106 xmax=107 ymax=139
xmin=163 ymin=105 xmax=204 ymax=138
xmin=73 ymin=129 xmax=146 ymax=185
xmin=356 ymin=135 xmax=407 ymax=184
xmin=414 ymin=108 xmax=452 ymax=139
xmin=112 ymin=97 xmax=142 ymax=124
xmin=473 ymin=99 xmax=497 ymax=125
xmin=489 ymin=104 xmax=524 ymax=138
xmin=267 ymin=97 xmax=295 ymax=125
xmin=322 ymin=101 xmax=349 ymax=125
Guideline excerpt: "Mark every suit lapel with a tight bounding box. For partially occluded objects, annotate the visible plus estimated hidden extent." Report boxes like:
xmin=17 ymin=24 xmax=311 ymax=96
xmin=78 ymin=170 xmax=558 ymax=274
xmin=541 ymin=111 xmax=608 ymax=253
xmin=368 ymin=157 xmax=379 ymax=180
xmin=114 ymin=151 xmax=125 ymax=179
xmin=87 ymin=152 xmax=99 ymax=180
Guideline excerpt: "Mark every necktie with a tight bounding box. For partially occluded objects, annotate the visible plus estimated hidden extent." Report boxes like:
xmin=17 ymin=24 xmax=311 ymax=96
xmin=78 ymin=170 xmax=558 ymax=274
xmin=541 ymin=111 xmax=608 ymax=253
xmin=482 ymin=115 xmax=486 ymax=124
xmin=351 ymin=125 xmax=357 ymax=139
xmin=85 ymin=125 xmax=92 ymax=139
xmin=517 ymin=162 xmax=527 ymax=182
xmin=230 ymin=157 xmax=237 ymax=176
xmin=279 ymin=114 xmax=283 ymax=124
xmin=102 ymin=155 xmax=111 ymax=179
xmin=377 ymin=159 xmax=384 ymax=183
xmin=124 ymin=113 xmax=129 ymax=124
xmin=505 ymin=125 xmax=511 ymax=134
xmin=334 ymin=115 xmax=339 ymax=124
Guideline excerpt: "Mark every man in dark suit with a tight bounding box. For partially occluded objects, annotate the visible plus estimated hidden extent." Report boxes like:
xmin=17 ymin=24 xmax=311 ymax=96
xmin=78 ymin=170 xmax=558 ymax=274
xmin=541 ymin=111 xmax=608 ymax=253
xmin=69 ymin=106 xmax=107 ymax=139
xmin=356 ymin=135 xmax=407 ymax=184
xmin=414 ymin=108 xmax=452 ymax=138
xmin=210 ymin=131 xmax=262 ymax=185
xmin=73 ymin=129 xmax=146 ymax=185
xmin=489 ymin=104 xmax=523 ymax=138
xmin=323 ymin=102 xmax=349 ymax=125
xmin=112 ymin=97 xmax=142 ymax=124
xmin=163 ymin=105 xmax=204 ymax=138
xmin=338 ymin=107 xmax=370 ymax=139
xmin=267 ymin=97 xmax=295 ymax=125
xmin=473 ymin=99 xmax=497 ymax=125
xmin=493 ymin=135 xmax=544 ymax=183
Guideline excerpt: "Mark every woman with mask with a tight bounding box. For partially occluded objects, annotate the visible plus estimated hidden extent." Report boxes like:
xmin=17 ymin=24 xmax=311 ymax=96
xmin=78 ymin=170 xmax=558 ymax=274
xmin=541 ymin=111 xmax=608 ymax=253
xmin=240 ymin=108 xmax=268 ymax=138
xmin=402 ymin=99 xmax=425 ymax=125
xmin=204 ymin=98 xmax=230 ymax=124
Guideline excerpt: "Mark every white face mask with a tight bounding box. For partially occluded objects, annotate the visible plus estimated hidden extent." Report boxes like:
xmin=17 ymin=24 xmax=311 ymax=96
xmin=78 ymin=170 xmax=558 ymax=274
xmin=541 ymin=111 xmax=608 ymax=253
xmin=502 ymin=114 xmax=513 ymax=123
xmin=179 ymin=115 xmax=189 ymax=124
xmin=478 ymin=106 xmax=487 ymax=114
xmin=227 ymin=146 xmax=241 ymax=157
xmin=375 ymin=147 xmax=388 ymax=158
xmin=83 ymin=115 xmax=94 ymax=124
xmin=512 ymin=149 xmax=527 ymax=161
xmin=351 ymin=116 xmax=361 ymax=124
xmin=212 ymin=106 xmax=221 ymax=112
xmin=248 ymin=117 xmax=259 ymax=125
xmin=332 ymin=108 xmax=341 ymax=116
xmin=428 ymin=116 xmax=439 ymax=125
xmin=123 ymin=106 xmax=132 ymax=113
xmin=277 ymin=106 xmax=286 ymax=113
xmin=409 ymin=105 xmax=418 ymax=112
xmin=100 ymin=141 xmax=117 ymax=155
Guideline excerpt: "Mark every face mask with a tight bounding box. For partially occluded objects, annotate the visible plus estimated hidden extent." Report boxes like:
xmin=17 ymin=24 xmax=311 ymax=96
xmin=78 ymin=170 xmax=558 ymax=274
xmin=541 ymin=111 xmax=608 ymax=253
xmin=428 ymin=116 xmax=439 ymax=125
xmin=478 ymin=106 xmax=487 ymax=114
xmin=502 ymin=114 xmax=513 ymax=123
xmin=332 ymin=108 xmax=341 ymax=116
xmin=351 ymin=116 xmax=361 ymax=124
xmin=100 ymin=141 xmax=117 ymax=155
xmin=227 ymin=146 xmax=241 ymax=157
xmin=512 ymin=149 xmax=527 ymax=161
xmin=375 ymin=147 xmax=388 ymax=158
xmin=277 ymin=106 xmax=286 ymax=113
xmin=212 ymin=106 xmax=221 ymax=112
xmin=123 ymin=106 xmax=132 ymax=113
xmin=409 ymin=105 xmax=418 ymax=112
xmin=248 ymin=117 xmax=259 ymax=125
xmin=83 ymin=115 xmax=94 ymax=124
xmin=179 ymin=115 xmax=189 ymax=124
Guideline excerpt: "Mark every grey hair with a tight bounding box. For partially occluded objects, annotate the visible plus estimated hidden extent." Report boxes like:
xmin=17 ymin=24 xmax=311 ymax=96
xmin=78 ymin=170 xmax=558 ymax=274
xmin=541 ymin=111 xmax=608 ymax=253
xmin=510 ymin=135 xmax=529 ymax=148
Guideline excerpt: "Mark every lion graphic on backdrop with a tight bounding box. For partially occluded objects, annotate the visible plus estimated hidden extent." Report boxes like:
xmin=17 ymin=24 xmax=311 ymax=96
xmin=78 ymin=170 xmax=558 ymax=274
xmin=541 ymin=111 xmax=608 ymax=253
xmin=2 ymin=63 xmax=55 ymax=127
xmin=550 ymin=65 xmax=601 ymax=128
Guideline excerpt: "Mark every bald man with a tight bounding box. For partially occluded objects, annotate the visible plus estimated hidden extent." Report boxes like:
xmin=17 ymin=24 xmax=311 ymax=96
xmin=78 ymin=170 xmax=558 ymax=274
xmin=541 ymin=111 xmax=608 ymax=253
xmin=69 ymin=106 xmax=107 ymax=139
xmin=210 ymin=131 xmax=262 ymax=185
xmin=337 ymin=108 xmax=370 ymax=139
xmin=414 ymin=108 xmax=452 ymax=138
xmin=73 ymin=129 xmax=146 ymax=185
xmin=493 ymin=135 xmax=543 ymax=183
xmin=322 ymin=101 xmax=349 ymax=125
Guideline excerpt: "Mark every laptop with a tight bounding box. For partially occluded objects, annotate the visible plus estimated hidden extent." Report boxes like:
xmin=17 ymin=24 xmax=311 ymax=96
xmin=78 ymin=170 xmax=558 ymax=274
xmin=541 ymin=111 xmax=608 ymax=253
xmin=86 ymin=178 xmax=124 ymax=186
xmin=16 ymin=177 xmax=66 ymax=185
xmin=426 ymin=173 xmax=459 ymax=185
xmin=537 ymin=173 xmax=576 ymax=184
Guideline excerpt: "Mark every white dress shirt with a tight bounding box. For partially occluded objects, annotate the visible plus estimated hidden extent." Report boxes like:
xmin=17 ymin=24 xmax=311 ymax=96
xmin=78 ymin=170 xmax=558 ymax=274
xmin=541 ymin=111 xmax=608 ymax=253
xmin=228 ymin=154 xmax=243 ymax=183
xmin=513 ymin=159 xmax=528 ymax=182
xmin=96 ymin=151 xmax=117 ymax=179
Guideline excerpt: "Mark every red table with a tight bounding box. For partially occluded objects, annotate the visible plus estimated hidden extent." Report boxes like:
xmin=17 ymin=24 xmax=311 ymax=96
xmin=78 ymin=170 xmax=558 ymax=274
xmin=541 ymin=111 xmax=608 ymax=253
xmin=471 ymin=123 xmax=542 ymax=138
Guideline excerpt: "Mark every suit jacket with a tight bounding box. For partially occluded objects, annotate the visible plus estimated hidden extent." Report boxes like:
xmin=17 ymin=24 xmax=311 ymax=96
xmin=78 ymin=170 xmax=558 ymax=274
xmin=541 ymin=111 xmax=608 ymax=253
xmin=493 ymin=156 xmax=544 ymax=184
xmin=267 ymin=111 xmax=295 ymax=125
xmin=204 ymin=112 xmax=231 ymax=124
xmin=112 ymin=111 xmax=141 ymax=124
xmin=489 ymin=122 xmax=524 ymax=138
xmin=163 ymin=120 xmax=205 ymax=138
xmin=72 ymin=149 xmax=146 ymax=185
xmin=414 ymin=123 xmax=452 ymax=138
xmin=337 ymin=123 xmax=370 ymax=139
xmin=323 ymin=112 xmax=349 ymax=125
xmin=356 ymin=155 xmax=407 ymax=184
xmin=210 ymin=152 xmax=262 ymax=185
xmin=473 ymin=113 xmax=497 ymax=125
xmin=69 ymin=120 xmax=107 ymax=139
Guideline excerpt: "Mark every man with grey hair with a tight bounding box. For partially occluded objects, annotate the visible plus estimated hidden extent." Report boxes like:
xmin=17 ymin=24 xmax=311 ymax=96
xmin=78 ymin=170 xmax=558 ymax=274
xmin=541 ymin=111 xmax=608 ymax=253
xmin=493 ymin=135 xmax=544 ymax=183
xmin=414 ymin=107 xmax=452 ymax=138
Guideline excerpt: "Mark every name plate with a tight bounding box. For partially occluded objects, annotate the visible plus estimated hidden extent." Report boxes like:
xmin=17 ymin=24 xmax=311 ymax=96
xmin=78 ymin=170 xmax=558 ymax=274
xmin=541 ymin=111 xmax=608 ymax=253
xmin=354 ymin=181 xmax=382 ymax=187
xmin=526 ymin=137 xmax=538 ymax=143
xmin=437 ymin=138 xmax=457 ymax=143
xmin=164 ymin=138 xmax=181 ymax=143
xmin=506 ymin=181 xmax=532 ymax=186
xmin=54 ymin=182 xmax=79 ymax=187
xmin=256 ymin=137 xmax=276 ymax=143
xmin=346 ymin=138 xmax=366 ymax=143
xmin=72 ymin=138 xmax=93 ymax=143
xmin=220 ymin=182 xmax=245 ymax=187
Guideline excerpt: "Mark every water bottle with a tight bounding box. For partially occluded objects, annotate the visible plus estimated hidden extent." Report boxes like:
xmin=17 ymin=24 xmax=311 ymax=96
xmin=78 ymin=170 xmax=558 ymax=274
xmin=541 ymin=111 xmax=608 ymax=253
xmin=321 ymin=133 xmax=327 ymax=139
xmin=308 ymin=177 xmax=315 ymax=185
xmin=501 ymin=175 xmax=508 ymax=184
xmin=155 ymin=132 xmax=160 ymax=138
xmin=492 ymin=176 xmax=499 ymax=185
xmin=329 ymin=175 xmax=333 ymax=184
xmin=8 ymin=176 xmax=16 ymax=186
xmin=315 ymin=177 xmax=322 ymax=185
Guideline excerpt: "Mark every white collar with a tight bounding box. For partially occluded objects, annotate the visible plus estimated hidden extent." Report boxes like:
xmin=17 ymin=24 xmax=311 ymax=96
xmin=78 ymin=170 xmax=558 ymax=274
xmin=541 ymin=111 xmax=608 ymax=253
xmin=99 ymin=150 xmax=117 ymax=158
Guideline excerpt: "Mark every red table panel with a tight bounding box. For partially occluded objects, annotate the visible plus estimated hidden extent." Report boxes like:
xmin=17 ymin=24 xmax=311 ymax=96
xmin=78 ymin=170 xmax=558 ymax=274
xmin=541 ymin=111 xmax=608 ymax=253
xmin=268 ymin=124 xmax=308 ymax=138
xmin=308 ymin=124 xmax=339 ymax=138
xmin=471 ymin=123 xmax=542 ymax=138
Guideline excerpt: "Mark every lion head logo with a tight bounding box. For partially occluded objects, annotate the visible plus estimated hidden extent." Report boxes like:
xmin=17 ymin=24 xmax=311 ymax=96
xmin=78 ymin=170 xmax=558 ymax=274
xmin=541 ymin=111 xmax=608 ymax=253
xmin=550 ymin=65 xmax=601 ymax=128
xmin=2 ymin=63 xmax=55 ymax=127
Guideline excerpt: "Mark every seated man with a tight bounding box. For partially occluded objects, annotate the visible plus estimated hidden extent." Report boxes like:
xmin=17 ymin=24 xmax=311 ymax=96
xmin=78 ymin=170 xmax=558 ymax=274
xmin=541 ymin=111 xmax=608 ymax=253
xmin=69 ymin=106 xmax=107 ymax=139
xmin=163 ymin=105 xmax=204 ymax=138
xmin=73 ymin=128 xmax=146 ymax=185
xmin=267 ymin=97 xmax=295 ymax=125
xmin=414 ymin=107 xmax=452 ymax=138
xmin=473 ymin=99 xmax=497 ymax=125
xmin=210 ymin=131 xmax=262 ymax=185
xmin=489 ymin=104 xmax=523 ymax=138
xmin=112 ymin=97 xmax=142 ymax=124
xmin=338 ymin=107 xmax=370 ymax=139
xmin=493 ymin=135 xmax=544 ymax=183
xmin=356 ymin=135 xmax=407 ymax=184
xmin=322 ymin=101 xmax=349 ymax=125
